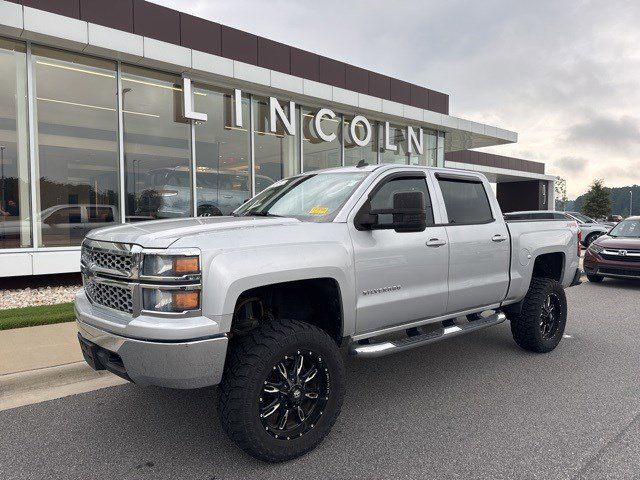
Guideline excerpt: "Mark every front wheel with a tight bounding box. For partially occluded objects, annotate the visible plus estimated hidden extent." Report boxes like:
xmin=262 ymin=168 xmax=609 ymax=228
xmin=585 ymin=233 xmax=601 ymax=247
xmin=510 ymin=277 xmax=567 ymax=353
xmin=218 ymin=319 xmax=345 ymax=462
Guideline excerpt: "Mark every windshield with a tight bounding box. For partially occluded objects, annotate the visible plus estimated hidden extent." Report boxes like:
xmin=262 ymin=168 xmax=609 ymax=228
xmin=234 ymin=172 xmax=368 ymax=222
xmin=608 ymin=219 xmax=640 ymax=238
xmin=569 ymin=212 xmax=595 ymax=223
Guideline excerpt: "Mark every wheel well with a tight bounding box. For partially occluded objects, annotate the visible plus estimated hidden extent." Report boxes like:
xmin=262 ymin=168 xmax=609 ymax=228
xmin=532 ymin=252 xmax=564 ymax=281
xmin=231 ymin=278 xmax=344 ymax=344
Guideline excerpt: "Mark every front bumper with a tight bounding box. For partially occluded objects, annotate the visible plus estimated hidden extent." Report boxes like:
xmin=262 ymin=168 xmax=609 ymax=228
xmin=584 ymin=252 xmax=640 ymax=279
xmin=77 ymin=319 xmax=228 ymax=389
xmin=75 ymin=282 xmax=229 ymax=389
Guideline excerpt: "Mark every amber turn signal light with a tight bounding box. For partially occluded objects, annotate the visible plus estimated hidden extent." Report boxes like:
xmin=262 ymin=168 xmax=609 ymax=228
xmin=172 ymin=291 xmax=200 ymax=310
xmin=173 ymin=256 xmax=200 ymax=274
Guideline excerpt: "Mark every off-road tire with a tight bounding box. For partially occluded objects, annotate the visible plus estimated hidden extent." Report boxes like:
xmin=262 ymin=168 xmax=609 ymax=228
xmin=586 ymin=274 xmax=604 ymax=283
xmin=218 ymin=319 xmax=345 ymax=462
xmin=510 ymin=277 xmax=567 ymax=353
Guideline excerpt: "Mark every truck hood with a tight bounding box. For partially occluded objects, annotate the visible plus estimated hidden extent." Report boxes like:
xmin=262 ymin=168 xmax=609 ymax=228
xmin=86 ymin=216 xmax=301 ymax=248
xmin=594 ymin=235 xmax=640 ymax=250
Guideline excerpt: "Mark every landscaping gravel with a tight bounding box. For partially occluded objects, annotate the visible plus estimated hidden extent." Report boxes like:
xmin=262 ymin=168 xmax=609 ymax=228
xmin=0 ymin=284 xmax=81 ymax=310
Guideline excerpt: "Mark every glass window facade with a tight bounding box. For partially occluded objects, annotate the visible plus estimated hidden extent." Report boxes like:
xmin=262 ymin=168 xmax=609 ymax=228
xmin=253 ymin=96 xmax=298 ymax=191
xmin=193 ymin=85 xmax=251 ymax=216
xmin=0 ymin=36 xmax=450 ymax=253
xmin=408 ymin=129 xmax=438 ymax=166
xmin=121 ymin=65 xmax=191 ymax=221
xmin=0 ymin=39 xmax=30 ymax=249
xmin=344 ymin=117 xmax=377 ymax=166
xmin=302 ymin=107 xmax=341 ymax=171
xmin=379 ymin=123 xmax=409 ymax=165
xmin=32 ymin=47 xmax=119 ymax=247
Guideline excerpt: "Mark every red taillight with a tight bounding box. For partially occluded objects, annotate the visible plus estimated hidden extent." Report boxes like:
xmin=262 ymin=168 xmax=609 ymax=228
xmin=577 ymin=230 xmax=582 ymax=256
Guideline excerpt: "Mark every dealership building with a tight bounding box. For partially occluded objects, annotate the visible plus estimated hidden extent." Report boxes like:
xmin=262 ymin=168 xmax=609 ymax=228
xmin=0 ymin=0 xmax=555 ymax=278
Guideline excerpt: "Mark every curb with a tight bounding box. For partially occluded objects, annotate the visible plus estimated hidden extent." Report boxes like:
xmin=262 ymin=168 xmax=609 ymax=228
xmin=0 ymin=361 xmax=128 ymax=412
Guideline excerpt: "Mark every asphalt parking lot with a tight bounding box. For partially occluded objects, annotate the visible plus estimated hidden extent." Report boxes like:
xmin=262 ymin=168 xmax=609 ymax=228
xmin=1 ymin=278 xmax=639 ymax=480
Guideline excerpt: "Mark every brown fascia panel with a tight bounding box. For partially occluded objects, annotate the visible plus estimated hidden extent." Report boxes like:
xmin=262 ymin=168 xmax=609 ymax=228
xmin=133 ymin=0 xmax=180 ymax=44
xmin=180 ymin=12 xmax=221 ymax=56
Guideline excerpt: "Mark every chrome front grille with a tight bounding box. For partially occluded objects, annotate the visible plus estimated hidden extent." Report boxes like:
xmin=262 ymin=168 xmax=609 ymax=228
xmin=81 ymin=240 xmax=139 ymax=278
xmin=84 ymin=276 xmax=134 ymax=314
xmin=601 ymin=248 xmax=640 ymax=263
xmin=89 ymin=249 xmax=134 ymax=272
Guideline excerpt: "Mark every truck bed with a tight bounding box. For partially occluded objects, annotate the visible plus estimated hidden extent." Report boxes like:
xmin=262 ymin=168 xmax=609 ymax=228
xmin=503 ymin=218 xmax=581 ymax=305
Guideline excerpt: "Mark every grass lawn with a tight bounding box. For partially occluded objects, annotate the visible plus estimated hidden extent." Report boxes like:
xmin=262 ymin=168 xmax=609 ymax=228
xmin=0 ymin=302 xmax=75 ymax=330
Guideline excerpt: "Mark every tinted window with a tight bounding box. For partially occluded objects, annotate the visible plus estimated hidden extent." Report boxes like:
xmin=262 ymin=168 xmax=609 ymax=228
xmin=438 ymin=179 xmax=493 ymax=224
xmin=370 ymin=178 xmax=434 ymax=225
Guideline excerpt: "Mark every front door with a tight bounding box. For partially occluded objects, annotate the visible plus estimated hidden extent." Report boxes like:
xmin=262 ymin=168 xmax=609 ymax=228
xmin=348 ymin=172 xmax=449 ymax=335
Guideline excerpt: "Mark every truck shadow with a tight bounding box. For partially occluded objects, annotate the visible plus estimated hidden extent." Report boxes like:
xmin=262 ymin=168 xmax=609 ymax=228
xmin=76 ymin=325 xmax=523 ymax=472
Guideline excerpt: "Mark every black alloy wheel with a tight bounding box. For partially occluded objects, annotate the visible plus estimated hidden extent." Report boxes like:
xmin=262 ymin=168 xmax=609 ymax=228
xmin=219 ymin=319 xmax=345 ymax=462
xmin=259 ymin=351 xmax=329 ymax=440
xmin=539 ymin=293 xmax=561 ymax=340
xmin=510 ymin=277 xmax=567 ymax=353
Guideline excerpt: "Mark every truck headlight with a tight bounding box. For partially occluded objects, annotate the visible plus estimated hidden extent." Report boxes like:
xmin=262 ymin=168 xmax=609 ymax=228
xmin=142 ymin=254 xmax=200 ymax=278
xmin=142 ymin=288 xmax=200 ymax=312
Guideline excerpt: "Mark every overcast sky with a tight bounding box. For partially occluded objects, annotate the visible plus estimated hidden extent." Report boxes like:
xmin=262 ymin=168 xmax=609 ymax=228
xmin=153 ymin=0 xmax=640 ymax=198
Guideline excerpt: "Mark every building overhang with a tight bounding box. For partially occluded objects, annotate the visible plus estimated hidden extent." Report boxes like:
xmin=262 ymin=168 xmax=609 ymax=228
xmin=445 ymin=161 xmax=556 ymax=183
xmin=0 ymin=1 xmax=517 ymax=152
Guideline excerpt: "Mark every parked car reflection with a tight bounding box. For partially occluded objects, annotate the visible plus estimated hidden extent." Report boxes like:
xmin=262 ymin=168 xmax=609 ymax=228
xmin=134 ymin=167 xmax=274 ymax=219
xmin=0 ymin=203 xmax=118 ymax=246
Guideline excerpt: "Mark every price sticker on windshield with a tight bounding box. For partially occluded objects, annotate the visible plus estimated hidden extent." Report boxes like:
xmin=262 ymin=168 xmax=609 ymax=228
xmin=309 ymin=206 xmax=329 ymax=215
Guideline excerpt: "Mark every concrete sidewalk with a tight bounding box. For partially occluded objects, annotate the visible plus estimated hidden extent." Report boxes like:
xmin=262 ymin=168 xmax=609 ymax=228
xmin=0 ymin=322 xmax=83 ymax=375
xmin=0 ymin=322 xmax=127 ymax=411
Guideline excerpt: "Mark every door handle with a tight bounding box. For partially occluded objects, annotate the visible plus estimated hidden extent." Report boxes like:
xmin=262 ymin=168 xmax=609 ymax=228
xmin=426 ymin=238 xmax=446 ymax=247
xmin=492 ymin=234 xmax=507 ymax=242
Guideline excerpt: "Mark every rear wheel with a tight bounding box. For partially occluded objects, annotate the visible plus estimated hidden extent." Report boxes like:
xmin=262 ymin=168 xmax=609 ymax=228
xmin=218 ymin=319 xmax=345 ymax=462
xmin=510 ymin=277 xmax=567 ymax=353
xmin=587 ymin=274 xmax=604 ymax=283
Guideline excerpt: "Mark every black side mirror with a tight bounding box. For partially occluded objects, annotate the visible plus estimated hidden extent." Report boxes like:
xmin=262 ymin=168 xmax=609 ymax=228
xmin=355 ymin=191 xmax=427 ymax=233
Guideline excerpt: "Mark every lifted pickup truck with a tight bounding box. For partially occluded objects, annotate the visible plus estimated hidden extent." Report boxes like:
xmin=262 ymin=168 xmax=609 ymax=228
xmin=76 ymin=164 xmax=581 ymax=462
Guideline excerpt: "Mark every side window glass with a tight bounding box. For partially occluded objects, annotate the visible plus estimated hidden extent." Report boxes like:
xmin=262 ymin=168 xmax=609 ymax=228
xmin=370 ymin=178 xmax=434 ymax=225
xmin=438 ymin=178 xmax=493 ymax=224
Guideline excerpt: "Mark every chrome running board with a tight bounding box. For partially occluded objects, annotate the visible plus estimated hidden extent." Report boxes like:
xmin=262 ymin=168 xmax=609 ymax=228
xmin=350 ymin=312 xmax=507 ymax=358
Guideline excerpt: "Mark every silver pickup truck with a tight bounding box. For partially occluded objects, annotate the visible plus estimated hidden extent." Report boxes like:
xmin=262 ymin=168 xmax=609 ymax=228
xmin=75 ymin=164 xmax=581 ymax=462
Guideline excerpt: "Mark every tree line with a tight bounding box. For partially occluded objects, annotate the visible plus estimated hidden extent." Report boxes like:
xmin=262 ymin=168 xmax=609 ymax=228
xmin=566 ymin=181 xmax=639 ymax=218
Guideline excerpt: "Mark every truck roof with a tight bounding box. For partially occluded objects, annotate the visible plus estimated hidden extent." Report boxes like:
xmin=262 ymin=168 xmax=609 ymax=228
xmin=299 ymin=163 xmax=487 ymax=178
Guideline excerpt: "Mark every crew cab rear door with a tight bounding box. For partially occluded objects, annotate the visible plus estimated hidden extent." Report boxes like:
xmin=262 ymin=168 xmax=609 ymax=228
xmin=347 ymin=170 xmax=449 ymax=335
xmin=431 ymin=172 xmax=510 ymax=313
